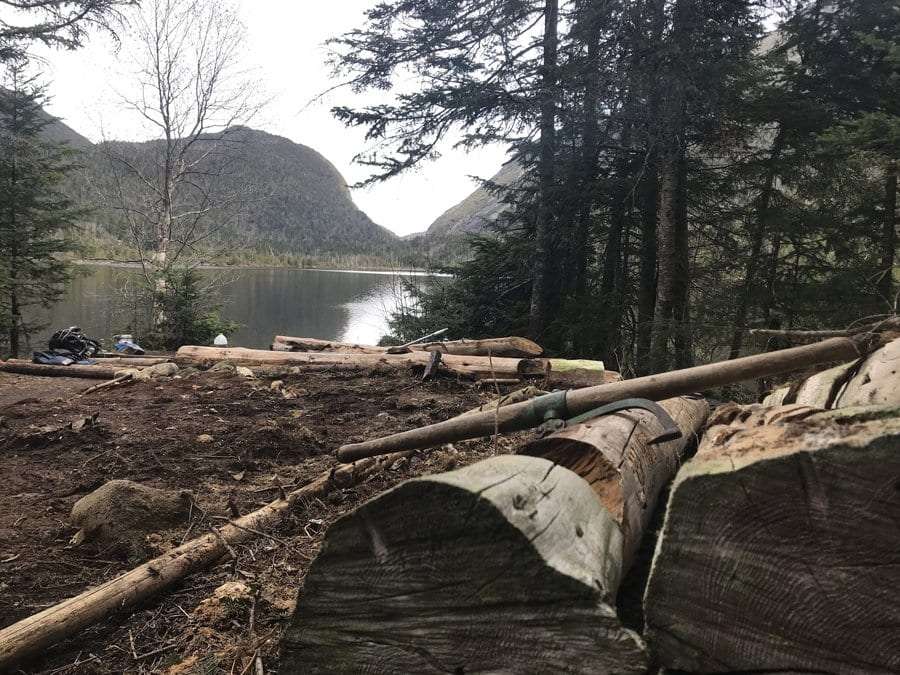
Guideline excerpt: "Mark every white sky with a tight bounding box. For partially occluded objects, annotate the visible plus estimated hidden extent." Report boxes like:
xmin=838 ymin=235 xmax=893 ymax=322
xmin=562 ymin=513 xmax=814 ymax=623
xmin=28 ymin=0 xmax=509 ymax=236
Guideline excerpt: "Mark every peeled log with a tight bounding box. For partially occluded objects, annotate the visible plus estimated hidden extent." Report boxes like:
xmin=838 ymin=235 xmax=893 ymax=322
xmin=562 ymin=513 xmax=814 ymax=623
xmin=279 ymin=396 xmax=709 ymax=673
xmin=272 ymin=335 xmax=544 ymax=358
xmin=177 ymin=345 xmax=543 ymax=380
xmin=176 ymin=346 xmax=615 ymax=386
xmin=763 ymin=336 xmax=900 ymax=408
xmin=644 ymin=404 xmax=900 ymax=673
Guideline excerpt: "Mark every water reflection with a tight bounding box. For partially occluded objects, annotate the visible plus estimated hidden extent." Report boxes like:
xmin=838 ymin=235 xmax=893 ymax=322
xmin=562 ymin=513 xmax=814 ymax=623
xmin=36 ymin=266 xmax=437 ymax=349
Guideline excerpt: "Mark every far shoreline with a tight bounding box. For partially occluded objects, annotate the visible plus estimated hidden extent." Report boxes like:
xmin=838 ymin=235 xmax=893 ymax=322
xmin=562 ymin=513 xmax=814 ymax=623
xmin=71 ymin=259 xmax=452 ymax=277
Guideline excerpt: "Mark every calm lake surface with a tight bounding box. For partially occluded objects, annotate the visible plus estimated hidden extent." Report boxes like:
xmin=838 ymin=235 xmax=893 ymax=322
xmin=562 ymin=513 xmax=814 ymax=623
xmin=37 ymin=266 xmax=440 ymax=350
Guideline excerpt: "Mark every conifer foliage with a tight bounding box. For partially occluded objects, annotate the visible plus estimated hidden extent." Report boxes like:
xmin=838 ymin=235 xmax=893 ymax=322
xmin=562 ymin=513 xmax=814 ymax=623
xmin=0 ymin=63 xmax=83 ymax=357
xmin=333 ymin=0 xmax=899 ymax=373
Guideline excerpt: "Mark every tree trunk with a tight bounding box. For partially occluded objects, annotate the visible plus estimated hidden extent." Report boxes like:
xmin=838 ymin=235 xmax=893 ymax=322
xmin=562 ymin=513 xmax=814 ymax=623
xmin=649 ymin=0 xmax=693 ymax=374
xmin=671 ymin=137 xmax=692 ymax=368
xmin=281 ymin=396 xmax=707 ymax=673
xmin=572 ymin=5 xmax=603 ymax=303
xmin=636 ymin=153 xmax=658 ymax=374
xmin=878 ymin=158 xmax=897 ymax=306
xmin=644 ymin=403 xmax=900 ymax=673
xmin=728 ymin=128 xmax=786 ymax=359
xmin=528 ymin=0 xmax=559 ymax=339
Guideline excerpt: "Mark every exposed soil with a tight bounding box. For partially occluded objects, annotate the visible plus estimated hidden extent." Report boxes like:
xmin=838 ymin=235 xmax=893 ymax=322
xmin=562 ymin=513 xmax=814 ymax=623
xmin=0 ymin=368 xmax=520 ymax=674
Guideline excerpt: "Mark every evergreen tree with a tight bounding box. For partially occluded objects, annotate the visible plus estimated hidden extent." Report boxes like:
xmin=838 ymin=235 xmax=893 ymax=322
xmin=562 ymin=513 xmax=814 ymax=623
xmin=0 ymin=62 xmax=83 ymax=357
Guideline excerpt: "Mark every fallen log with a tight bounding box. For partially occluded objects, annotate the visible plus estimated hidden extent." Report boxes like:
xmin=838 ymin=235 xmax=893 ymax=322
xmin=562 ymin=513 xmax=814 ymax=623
xmin=272 ymin=335 xmax=544 ymax=358
xmin=0 ymin=452 xmax=409 ymax=671
xmin=763 ymin=336 xmax=900 ymax=408
xmin=337 ymin=336 xmax=867 ymax=462
xmin=0 ymin=362 xmax=128 ymax=380
xmin=644 ymin=403 xmax=900 ymax=673
xmin=176 ymin=345 xmax=546 ymax=381
xmin=749 ymin=317 xmax=900 ymax=343
xmin=279 ymin=396 xmax=708 ymax=673
xmin=5 ymin=356 xmax=168 ymax=368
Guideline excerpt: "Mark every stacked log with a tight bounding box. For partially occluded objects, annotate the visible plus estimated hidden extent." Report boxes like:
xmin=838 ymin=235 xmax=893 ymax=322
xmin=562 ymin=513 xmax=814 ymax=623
xmin=763 ymin=335 xmax=900 ymax=408
xmin=279 ymin=396 xmax=709 ymax=673
xmin=176 ymin=345 xmax=618 ymax=386
xmin=643 ymin=403 xmax=900 ymax=672
xmin=271 ymin=334 xmax=544 ymax=358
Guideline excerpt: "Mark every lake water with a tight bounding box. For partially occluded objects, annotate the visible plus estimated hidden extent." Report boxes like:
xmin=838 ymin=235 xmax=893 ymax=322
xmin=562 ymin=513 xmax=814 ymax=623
xmin=36 ymin=266 xmax=439 ymax=350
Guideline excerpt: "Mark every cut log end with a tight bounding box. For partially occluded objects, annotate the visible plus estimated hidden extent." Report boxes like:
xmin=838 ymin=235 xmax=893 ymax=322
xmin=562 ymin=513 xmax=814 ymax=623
xmin=280 ymin=455 xmax=647 ymax=674
xmin=644 ymin=405 xmax=900 ymax=673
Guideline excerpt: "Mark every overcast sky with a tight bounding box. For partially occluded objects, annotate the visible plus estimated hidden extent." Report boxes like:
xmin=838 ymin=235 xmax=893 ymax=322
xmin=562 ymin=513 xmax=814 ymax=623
xmin=30 ymin=0 xmax=509 ymax=237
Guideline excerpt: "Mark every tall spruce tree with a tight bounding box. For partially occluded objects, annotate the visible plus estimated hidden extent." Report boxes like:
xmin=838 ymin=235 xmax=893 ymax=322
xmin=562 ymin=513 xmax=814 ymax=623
xmin=0 ymin=63 xmax=82 ymax=357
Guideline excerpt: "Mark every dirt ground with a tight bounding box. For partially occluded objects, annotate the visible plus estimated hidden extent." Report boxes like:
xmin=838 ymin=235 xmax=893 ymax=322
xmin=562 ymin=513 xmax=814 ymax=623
xmin=0 ymin=366 xmax=520 ymax=674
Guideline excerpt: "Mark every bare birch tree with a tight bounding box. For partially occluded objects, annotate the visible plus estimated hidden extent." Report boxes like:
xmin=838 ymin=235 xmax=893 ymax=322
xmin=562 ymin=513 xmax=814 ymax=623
xmin=101 ymin=0 xmax=261 ymax=336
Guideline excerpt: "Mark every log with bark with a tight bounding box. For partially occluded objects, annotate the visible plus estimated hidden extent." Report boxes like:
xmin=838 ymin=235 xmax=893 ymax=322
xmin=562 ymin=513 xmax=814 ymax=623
xmin=0 ymin=452 xmax=410 ymax=671
xmin=279 ymin=396 xmax=709 ymax=673
xmin=272 ymin=334 xmax=544 ymax=358
xmin=5 ymin=357 xmax=169 ymax=368
xmin=763 ymin=336 xmax=900 ymax=408
xmin=749 ymin=317 xmax=900 ymax=344
xmin=643 ymin=403 xmax=900 ymax=673
xmin=0 ymin=362 xmax=130 ymax=380
xmin=337 ymin=336 xmax=867 ymax=462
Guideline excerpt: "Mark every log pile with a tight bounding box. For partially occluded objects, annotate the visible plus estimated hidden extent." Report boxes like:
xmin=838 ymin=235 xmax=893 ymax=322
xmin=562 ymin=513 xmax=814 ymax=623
xmin=175 ymin=344 xmax=618 ymax=386
xmin=272 ymin=334 xmax=544 ymax=358
xmin=3 ymin=331 xmax=898 ymax=672
xmin=279 ymin=396 xmax=709 ymax=673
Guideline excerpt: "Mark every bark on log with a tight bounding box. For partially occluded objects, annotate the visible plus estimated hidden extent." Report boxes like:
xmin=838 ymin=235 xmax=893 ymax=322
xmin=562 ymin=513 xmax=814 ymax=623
xmin=520 ymin=396 xmax=709 ymax=568
xmin=763 ymin=336 xmax=900 ymax=408
xmin=644 ymin=403 xmax=900 ymax=673
xmin=337 ymin=336 xmax=865 ymax=462
xmin=272 ymin=335 xmax=544 ymax=358
xmin=280 ymin=397 xmax=709 ymax=673
xmin=0 ymin=362 xmax=129 ymax=380
xmin=0 ymin=453 xmax=409 ymax=671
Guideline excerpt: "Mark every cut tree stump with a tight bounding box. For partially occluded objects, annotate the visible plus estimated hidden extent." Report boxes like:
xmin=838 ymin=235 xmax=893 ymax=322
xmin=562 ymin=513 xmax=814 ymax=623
xmin=280 ymin=396 xmax=709 ymax=674
xmin=272 ymin=335 xmax=544 ymax=358
xmin=764 ymin=336 xmax=900 ymax=408
xmin=644 ymin=403 xmax=900 ymax=673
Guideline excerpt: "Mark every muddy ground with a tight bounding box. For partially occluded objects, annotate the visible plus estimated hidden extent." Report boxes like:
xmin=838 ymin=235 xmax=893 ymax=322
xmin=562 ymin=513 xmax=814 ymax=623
xmin=0 ymin=367 xmax=524 ymax=674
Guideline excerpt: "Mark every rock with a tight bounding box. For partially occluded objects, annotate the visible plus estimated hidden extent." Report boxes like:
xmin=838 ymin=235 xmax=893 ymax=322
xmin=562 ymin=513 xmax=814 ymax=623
xmin=147 ymin=362 xmax=179 ymax=378
xmin=196 ymin=434 xmax=214 ymax=444
xmin=209 ymin=361 xmax=235 ymax=373
xmin=236 ymin=366 xmax=255 ymax=378
xmin=69 ymin=480 xmax=192 ymax=550
xmin=270 ymin=379 xmax=284 ymax=391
